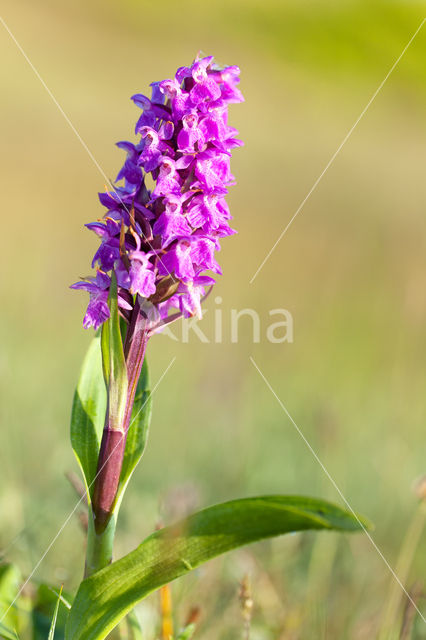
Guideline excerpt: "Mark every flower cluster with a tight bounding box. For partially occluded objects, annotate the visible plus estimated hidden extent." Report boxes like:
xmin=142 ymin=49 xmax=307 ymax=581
xmin=72 ymin=55 xmax=243 ymax=330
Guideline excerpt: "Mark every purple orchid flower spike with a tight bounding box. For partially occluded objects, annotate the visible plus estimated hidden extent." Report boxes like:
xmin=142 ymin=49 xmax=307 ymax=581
xmin=72 ymin=53 xmax=243 ymax=330
xmin=71 ymin=54 xmax=243 ymax=532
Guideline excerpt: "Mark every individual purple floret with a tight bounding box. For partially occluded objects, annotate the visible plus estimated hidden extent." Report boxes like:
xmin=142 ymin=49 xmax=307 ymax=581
xmin=71 ymin=54 xmax=243 ymax=331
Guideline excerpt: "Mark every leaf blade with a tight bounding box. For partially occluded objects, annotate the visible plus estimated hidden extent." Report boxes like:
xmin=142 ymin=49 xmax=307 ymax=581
xmin=70 ymin=335 xmax=106 ymax=502
xmin=48 ymin=586 xmax=63 ymax=640
xmin=66 ymin=495 xmax=369 ymax=640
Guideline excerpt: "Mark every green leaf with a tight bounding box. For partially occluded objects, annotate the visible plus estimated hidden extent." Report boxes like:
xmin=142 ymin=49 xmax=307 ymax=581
xmin=70 ymin=335 xmax=106 ymax=503
xmin=33 ymin=583 xmax=72 ymax=640
xmin=176 ymin=624 xmax=196 ymax=640
xmin=125 ymin=611 xmax=143 ymax=640
xmin=100 ymin=271 xmax=128 ymax=434
xmin=0 ymin=563 xmax=22 ymax=639
xmin=0 ymin=623 xmax=19 ymax=640
xmin=66 ymin=496 xmax=369 ymax=640
xmin=48 ymin=586 xmax=63 ymax=640
xmin=117 ymin=358 xmax=152 ymax=503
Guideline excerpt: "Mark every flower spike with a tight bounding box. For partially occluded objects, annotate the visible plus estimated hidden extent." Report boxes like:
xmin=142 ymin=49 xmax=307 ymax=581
xmin=72 ymin=54 xmax=243 ymax=326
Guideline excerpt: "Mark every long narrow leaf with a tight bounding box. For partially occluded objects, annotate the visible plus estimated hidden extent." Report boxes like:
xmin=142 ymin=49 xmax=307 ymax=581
xmin=66 ymin=495 xmax=369 ymax=640
xmin=70 ymin=335 xmax=106 ymax=502
xmin=33 ymin=583 xmax=71 ymax=640
xmin=48 ymin=586 xmax=63 ymax=640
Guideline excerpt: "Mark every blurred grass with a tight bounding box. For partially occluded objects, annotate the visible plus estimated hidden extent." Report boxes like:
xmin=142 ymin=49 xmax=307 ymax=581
xmin=1 ymin=0 xmax=426 ymax=637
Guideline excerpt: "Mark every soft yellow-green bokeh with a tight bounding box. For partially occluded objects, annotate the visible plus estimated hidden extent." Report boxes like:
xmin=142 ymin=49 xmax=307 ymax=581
xmin=1 ymin=0 xmax=426 ymax=636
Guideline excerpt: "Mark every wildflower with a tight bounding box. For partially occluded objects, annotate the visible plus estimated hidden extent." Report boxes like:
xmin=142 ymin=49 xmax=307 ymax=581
xmin=72 ymin=54 xmax=243 ymax=328
xmin=70 ymin=271 xmax=132 ymax=330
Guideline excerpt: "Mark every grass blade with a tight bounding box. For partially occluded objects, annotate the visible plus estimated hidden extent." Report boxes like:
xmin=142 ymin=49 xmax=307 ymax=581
xmin=48 ymin=586 xmax=63 ymax=640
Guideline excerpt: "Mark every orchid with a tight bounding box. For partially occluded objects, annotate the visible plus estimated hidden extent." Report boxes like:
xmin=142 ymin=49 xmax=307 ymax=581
xmin=72 ymin=54 xmax=243 ymax=332
xmin=0 ymin=55 xmax=366 ymax=640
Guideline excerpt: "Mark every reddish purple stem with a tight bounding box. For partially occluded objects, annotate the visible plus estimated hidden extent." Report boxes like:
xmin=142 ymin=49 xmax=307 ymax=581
xmin=92 ymin=298 xmax=149 ymax=533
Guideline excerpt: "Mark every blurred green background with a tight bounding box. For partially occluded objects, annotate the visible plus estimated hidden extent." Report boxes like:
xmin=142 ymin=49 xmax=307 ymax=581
xmin=1 ymin=0 xmax=426 ymax=637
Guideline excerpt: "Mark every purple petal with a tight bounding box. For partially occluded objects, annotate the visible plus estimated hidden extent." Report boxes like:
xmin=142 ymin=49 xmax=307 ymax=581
xmin=83 ymin=294 xmax=110 ymax=330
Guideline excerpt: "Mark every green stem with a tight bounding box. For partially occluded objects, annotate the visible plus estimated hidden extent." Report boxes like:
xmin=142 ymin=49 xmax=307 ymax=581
xmin=85 ymin=510 xmax=117 ymax=578
xmin=85 ymin=511 xmax=143 ymax=638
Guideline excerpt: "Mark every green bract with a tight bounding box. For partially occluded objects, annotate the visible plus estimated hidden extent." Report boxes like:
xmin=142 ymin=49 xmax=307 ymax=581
xmin=100 ymin=272 xmax=128 ymax=436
